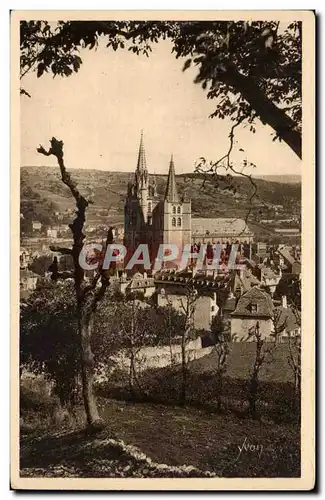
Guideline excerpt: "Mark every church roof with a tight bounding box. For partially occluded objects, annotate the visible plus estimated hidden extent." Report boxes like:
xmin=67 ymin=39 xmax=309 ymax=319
xmin=191 ymin=218 xmax=253 ymax=238
xmin=136 ymin=130 xmax=147 ymax=172
xmin=165 ymin=155 xmax=180 ymax=203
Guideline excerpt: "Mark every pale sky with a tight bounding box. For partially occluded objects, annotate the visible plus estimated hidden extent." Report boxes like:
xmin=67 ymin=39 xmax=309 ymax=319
xmin=21 ymin=38 xmax=301 ymax=177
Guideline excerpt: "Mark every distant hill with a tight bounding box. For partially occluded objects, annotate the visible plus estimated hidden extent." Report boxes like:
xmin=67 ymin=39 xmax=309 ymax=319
xmin=254 ymin=174 xmax=301 ymax=184
xmin=20 ymin=166 xmax=301 ymax=235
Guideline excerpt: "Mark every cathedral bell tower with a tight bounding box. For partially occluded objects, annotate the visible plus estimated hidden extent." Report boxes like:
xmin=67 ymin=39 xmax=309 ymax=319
xmin=162 ymin=155 xmax=191 ymax=248
xmin=134 ymin=130 xmax=149 ymax=222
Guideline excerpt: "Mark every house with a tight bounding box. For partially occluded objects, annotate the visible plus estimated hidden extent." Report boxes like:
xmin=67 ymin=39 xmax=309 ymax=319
xmin=277 ymin=246 xmax=301 ymax=275
xmin=257 ymin=266 xmax=282 ymax=296
xmin=20 ymin=248 xmax=31 ymax=270
xmin=125 ymin=272 xmax=156 ymax=298
xmin=255 ymin=241 xmax=269 ymax=260
xmin=112 ymin=271 xmax=156 ymax=299
xmin=46 ymin=228 xmax=58 ymax=239
xmin=155 ymin=270 xmax=220 ymax=331
xmin=221 ymin=293 xmax=237 ymax=320
xmin=230 ymin=287 xmax=274 ymax=341
xmin=232 ymin=268 xmax=261 ymax=296
xmin=273 ymin=298 xmax=301 ymax=342
xmin=32 ymin=220 xmax=42 ymax=231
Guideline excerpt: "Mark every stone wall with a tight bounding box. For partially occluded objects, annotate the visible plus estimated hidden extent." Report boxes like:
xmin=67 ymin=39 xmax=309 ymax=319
xmin=111 ymin=339 xmax=214 ymax=372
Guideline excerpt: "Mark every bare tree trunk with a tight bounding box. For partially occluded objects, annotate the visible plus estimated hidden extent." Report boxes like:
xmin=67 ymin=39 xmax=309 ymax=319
xmin=216 ymin=372 xmax=222 ymax=412
xmin=168 ymin=307 xmax=174 ymax=366
xmin=287 ymin=333 xmax=301 ymax=417
xmin=247 ymin=324 xmax=264 ymax=420
xmin=79 ymin=313 xmax=101 ymax=426
xmin=38 ymin=138 xmax=111 ymax=430
xmin=180 ymin=333 xmax=187 ymax=405
xmin=128 ymin=354 xmax=135 ymax=396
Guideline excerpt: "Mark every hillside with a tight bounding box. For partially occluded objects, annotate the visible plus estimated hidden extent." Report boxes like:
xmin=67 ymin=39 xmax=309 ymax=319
xmin=254 ymin=174 xmax=301 ymax=184
xmin=20 ymin=166 xmax=301 ymax=234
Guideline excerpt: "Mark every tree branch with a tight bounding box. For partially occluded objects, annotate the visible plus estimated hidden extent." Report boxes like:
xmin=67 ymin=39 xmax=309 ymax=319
xmin=37 ymin=137 xmax=90 ymax=292
xmin=49 ymin=246 xmax=73 ymax=255
xmin=220 ymin=63 xmax=301 ymax=158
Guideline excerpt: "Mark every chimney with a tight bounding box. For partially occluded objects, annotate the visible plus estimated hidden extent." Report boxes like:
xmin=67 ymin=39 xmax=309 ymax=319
xmin=281 ymin=295 xmax=287 ymax=309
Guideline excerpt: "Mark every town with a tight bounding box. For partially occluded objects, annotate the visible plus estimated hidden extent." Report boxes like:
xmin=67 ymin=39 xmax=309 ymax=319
xmin=17 ymin=16 xmax=305 ymax=482
xmin=20 ymin=133 xmax=301 ymax=348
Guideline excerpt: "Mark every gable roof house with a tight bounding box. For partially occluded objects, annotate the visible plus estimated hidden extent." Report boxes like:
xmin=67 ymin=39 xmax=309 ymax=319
xmin=230 ymin=287 xmax=274 ymax=342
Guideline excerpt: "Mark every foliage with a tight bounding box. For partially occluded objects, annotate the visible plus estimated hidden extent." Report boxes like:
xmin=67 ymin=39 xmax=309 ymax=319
xmin=20 ymin=279 xmax=191 ymax=405
xmin=28 ymin=254 xmax=54 ymax=276
xmin=275 ymin=274 xmax=301 ymax=312
xmin=210 ymin=315 xmax=231 ymax=343
xmin=20 ymin=280 xmax=79 ymax=407
xmin=20 ymin=20 xmax=302 ymax=156
xmin=20 ymin=281 xmax=120 ymax=407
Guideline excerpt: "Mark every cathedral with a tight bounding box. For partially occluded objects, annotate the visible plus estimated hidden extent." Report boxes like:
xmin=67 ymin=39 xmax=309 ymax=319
xmin=124 ymin=133 xmax=254 ymax=268
xmin=124 ymin=132 xmax=191 ymax=264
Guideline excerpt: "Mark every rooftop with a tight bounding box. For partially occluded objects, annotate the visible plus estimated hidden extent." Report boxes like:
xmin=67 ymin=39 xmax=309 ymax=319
xmin=274 ymin=305 xmax=300 ymax=333
xmin=231 ymin=287 xmax=274 ymax=318
xmin=191 ymin=218 xmax=253 ymax=237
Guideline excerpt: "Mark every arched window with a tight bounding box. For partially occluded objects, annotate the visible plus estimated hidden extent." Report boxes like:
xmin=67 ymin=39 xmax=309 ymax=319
xmin=177 ymin=217 xmax=182 ymax=227
xmin=172 ymin=217 xmax=176 ymax=227
xmin=177 ymin=205 xmax=181 ymax=214
xmin=172 ymin=206 xmax=176 ymax=214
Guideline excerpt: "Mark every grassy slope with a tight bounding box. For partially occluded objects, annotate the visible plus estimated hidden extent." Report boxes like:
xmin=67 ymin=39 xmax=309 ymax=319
xmin=190 ymin=343 xmax=294 ymax=382
xmin=20 ymin=343 xmax=300 ymax=478
xmin=20 ymin=398 xmax=300 ymax=478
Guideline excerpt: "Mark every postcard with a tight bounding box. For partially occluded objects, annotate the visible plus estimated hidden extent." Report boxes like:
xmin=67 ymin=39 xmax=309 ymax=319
xmin=11 ymin=10 xmax=315 ymax=490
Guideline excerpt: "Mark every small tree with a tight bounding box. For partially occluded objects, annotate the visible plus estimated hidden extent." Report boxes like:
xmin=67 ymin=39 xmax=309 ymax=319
xmin=211 ymin=314 xmax=231 ymax=343
xmin=213 ymin=335 xmax=230 ymax=411
xmin=154 ymin=303 xmax=186 ymax=364
xmin=173 ymin=285 xmax=198 ymax=405
xmin=114 ymin=300 xmax=157 ymax=398
xmin=20 ymin=281 xmax=121 ymax=416
xmin=287 ymin=332 xmax=301 ymax=407
xmin=287 ymin=303 xmax=301 ymax=412
xmin=247 ymin=322 xmax=277 ymax=419
xmin=37 ymin=137 xmax=113 ymax=429
xmin=275 ymin=278 xmax=301 ymax=407
xmin=20 ymin=281 xmax=79 ymax=412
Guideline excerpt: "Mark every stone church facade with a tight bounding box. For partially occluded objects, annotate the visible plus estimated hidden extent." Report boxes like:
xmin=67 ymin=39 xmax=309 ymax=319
xmin=124 ymin=132 xmax=191 ymax=264
xmin=124 ymin=133 xmax=253 ymax=266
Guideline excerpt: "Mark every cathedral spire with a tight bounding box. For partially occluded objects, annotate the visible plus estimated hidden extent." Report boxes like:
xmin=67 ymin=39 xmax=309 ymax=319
xmin=165 ymin=154 xmax=180 ymax=202
xmin=136 ymin=130 xmax=147 ymax=172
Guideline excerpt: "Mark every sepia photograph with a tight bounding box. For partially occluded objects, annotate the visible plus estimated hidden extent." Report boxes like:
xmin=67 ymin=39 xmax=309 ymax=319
xmin=11 ymin=10 xmax=315 ymax=490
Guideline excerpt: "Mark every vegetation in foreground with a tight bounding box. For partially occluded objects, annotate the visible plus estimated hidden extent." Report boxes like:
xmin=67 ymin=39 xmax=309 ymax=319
xmin=20 ymin=394 xmax=300 ymax=478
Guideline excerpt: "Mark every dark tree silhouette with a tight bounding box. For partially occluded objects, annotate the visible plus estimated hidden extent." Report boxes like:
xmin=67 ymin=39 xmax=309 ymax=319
xmin=37 ymin=137 xmax=112 ymax=429
xmin=20 ymin=20 xmax=302 ymax=158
